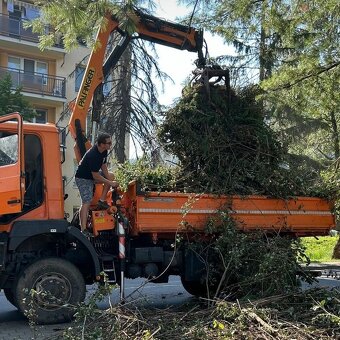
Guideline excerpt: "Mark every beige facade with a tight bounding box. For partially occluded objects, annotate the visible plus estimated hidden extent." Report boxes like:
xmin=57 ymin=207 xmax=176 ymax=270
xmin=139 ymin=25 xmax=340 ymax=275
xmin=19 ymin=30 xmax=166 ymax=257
xmin=0 ymin=0 xmax=89 ymax=218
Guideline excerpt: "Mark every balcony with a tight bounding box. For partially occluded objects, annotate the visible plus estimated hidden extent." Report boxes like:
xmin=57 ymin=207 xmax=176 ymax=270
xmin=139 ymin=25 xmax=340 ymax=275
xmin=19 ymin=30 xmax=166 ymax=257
xmin=0 ymin=13 xmax=63 ymax=48
xmin=0 ymin=66 xmax=66 ymax=98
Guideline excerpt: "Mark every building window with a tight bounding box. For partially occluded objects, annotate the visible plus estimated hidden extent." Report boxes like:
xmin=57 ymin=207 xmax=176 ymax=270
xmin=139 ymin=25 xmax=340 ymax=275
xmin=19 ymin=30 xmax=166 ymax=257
xmin=8 ymin=57 xmax=47 ymax=74
xmin=8 ymin=4 xmax=24 ymax=36
xmin=8 ymin=56 xmax=20 ymax=70
xmin=8 ymin=4 xmax=24 ymax=18
xmin=59 ymin=128 xmax=67 ymax=146
xmin=36 ymin=61 xmax=48 ymax=85
xmin=8 ymin=3 xmax=40 ymax=19
xmin=75 ymin=65 xmax=85 ymax=92
xmin=7 ymin=57 xmax=21 ymax=86
xmin=7 ymin=56 xmax=48 ymax=89
xmin=31 ymin=109 xmax=47 ymax=124
xmin=25 ymin=7 xmax=40 ymax=20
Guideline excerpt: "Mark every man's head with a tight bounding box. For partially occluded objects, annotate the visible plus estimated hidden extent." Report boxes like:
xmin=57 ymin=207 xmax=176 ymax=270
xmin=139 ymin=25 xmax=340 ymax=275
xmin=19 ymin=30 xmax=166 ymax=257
xmin=96 ymin=132 xmax=112 ymax=151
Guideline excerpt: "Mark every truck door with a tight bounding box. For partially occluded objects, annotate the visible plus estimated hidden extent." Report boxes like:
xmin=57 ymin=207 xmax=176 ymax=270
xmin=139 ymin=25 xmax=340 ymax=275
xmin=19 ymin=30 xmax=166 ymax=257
xmin=0 ymin=113 xmax=25 ymax=215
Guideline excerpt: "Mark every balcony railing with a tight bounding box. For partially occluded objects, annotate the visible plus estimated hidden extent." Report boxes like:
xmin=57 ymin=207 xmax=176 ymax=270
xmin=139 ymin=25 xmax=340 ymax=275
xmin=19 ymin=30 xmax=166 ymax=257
xmin=0 ymin=13 xmax=63 ymax=48
xmin=0 ymin=66 xmax=66 ymax=98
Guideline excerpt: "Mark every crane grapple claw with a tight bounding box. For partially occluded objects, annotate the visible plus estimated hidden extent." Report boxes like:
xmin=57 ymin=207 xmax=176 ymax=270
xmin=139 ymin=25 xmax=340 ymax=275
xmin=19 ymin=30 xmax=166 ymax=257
xmin=191 ymin=66 xmax=231 ymax=99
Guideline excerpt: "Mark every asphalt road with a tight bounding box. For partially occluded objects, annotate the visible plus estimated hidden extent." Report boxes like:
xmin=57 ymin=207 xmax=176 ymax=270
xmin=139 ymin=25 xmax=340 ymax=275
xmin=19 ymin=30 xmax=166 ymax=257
xmin=0 ymin=276 xmax=192 ymax=340
xmin=1 ymin=272 xmax=340 ymax=340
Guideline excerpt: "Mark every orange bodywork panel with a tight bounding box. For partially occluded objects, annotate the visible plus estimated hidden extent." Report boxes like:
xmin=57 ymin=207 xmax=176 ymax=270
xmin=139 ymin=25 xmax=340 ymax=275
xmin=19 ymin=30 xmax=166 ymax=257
xmin=91 ymin=209 xmax=115 ymax=236
xmin=0 ymin=171 xmax=23 ymax=214
xmin=122 ymin=182 xmax=335 ymax=237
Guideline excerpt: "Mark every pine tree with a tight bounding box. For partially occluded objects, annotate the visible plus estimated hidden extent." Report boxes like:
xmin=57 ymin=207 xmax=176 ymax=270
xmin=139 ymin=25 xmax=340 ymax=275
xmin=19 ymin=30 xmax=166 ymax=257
xmin=30 ymin=0 xmax=164 ymax=162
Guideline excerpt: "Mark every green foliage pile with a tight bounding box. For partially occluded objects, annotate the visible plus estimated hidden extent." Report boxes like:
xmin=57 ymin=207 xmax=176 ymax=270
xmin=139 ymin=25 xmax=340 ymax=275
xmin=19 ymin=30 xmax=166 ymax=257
xmin=157 ymin=83 xmax=325 ymax=197
xmin=181 ymin=0 xmax=339 ymax=171
xmin=0 ymin=74 xmax=35 ymax=120
xmin=189 ymin=212 xmax=312 ymax=300
xmin=113 ymin=157 xmax=181 ymax=192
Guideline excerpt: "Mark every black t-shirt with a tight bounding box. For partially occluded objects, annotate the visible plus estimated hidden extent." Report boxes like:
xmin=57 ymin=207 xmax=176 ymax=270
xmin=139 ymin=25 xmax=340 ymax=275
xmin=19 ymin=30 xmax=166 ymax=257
xmin=75 ymin=146 xmax=107 ymax=180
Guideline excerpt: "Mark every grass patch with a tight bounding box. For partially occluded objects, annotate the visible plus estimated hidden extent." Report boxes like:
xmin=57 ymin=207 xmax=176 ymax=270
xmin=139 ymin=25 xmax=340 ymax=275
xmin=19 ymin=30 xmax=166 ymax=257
xmin=301 ymin=236 xmax=339 ymax=262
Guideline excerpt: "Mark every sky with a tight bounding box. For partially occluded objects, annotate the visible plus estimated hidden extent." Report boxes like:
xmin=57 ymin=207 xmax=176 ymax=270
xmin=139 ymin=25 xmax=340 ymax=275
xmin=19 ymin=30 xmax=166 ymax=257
xmin=151 ymin=0 xmax=234 ymax=106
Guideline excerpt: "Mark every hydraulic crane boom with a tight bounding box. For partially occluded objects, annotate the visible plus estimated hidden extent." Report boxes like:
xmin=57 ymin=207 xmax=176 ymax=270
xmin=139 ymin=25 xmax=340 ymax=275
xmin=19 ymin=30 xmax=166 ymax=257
xmin=69 ymin=8 xmax=205 ymax=162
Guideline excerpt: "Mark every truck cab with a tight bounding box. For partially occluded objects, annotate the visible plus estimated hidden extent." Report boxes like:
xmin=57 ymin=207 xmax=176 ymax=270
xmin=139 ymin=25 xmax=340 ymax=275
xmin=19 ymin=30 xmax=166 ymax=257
xmin=0 ymin=113 xmax=100 ymax=324
xmin=0 ymin=113 xmax=64 ymax=228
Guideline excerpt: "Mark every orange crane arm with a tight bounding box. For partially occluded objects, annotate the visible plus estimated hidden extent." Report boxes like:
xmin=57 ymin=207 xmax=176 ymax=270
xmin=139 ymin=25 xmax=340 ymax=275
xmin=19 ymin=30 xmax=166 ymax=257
xmin=69 ymin=9 xmax=204 ymax=162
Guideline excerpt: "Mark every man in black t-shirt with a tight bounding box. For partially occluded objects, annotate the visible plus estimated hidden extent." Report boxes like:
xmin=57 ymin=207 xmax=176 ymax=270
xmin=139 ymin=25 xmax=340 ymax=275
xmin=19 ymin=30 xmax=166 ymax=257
xmin=75 ymin=132 xmax=118 ymax=233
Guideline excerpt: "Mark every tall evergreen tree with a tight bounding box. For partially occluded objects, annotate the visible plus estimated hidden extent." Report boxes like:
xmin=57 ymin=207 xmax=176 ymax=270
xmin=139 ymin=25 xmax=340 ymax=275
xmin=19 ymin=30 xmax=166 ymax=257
xmin=261 ymin=1 xmax=339 ymax=162
xmin=181 ymin=0 xmax=339 ymax=162
xmin=30 ymin=0 xmax=164 ymax=161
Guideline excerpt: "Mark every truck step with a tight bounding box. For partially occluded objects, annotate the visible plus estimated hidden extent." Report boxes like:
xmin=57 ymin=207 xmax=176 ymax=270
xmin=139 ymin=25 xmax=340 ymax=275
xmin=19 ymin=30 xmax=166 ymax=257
xmin=107 ymin=280 xmax=117 ymax=284
xmin=101 ymin=258 xmax=117 ymax=283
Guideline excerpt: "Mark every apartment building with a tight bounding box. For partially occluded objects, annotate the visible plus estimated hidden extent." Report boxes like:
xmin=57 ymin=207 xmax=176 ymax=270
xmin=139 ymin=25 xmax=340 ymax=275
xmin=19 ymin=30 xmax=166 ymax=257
xmin=0 ymin=0 xmax=90 ymax=218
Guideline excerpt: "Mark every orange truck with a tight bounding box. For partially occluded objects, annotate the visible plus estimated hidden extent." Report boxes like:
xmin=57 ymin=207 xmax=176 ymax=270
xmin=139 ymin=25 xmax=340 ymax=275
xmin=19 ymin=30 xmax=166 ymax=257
xmin=0 ymin=9 xmax=336 ymax=324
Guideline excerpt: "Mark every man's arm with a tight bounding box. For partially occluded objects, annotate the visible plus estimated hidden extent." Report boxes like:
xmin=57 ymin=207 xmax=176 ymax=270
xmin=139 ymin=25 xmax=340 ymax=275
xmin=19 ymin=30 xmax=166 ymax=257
xmin=101 ymin=163 xmax=110 ymax=179
xmin=92 ymin=170 xmax=118 ymax=187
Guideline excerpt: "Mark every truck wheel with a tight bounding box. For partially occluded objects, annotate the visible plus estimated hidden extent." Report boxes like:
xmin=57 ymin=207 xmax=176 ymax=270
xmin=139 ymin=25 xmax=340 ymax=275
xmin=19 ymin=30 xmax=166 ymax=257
xmin=4 ymin=288 xmax=18 ymax=308
xmin=181 ymin=277 xmax=208 ymax=297
xmin=15 ymin=257 xmax=86 ymax=324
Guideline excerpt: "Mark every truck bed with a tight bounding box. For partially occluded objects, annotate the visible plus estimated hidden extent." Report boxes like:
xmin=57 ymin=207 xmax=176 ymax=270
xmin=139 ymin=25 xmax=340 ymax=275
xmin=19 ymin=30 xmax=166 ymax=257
xmin=124 ymin=182 xmax=335 ymax=237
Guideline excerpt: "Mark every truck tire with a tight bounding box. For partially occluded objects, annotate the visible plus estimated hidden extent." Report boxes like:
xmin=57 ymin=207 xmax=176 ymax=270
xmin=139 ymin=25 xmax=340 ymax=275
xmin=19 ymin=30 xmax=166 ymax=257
xmin=182 ymin=276 xmax=239 ymax=299
xmin=181 ymin=277 xmax=208 ymax=297
xmin=15 ymin=257 xmax=86 ymax=324
xmin=4 ymin=288 xmax=18 ymax=308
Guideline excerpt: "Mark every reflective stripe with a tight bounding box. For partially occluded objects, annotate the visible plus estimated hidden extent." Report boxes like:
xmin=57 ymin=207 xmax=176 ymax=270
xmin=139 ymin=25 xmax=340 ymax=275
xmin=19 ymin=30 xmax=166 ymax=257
xmin=138 ymin=208 xmax=332 ymax=215
xmin=119 ymin=237 xmax=125 ymax=259
xmin=139 ymin=208 xmax=215 ymax=214
xmin=118 ymin=221 xmax=125 ymax=259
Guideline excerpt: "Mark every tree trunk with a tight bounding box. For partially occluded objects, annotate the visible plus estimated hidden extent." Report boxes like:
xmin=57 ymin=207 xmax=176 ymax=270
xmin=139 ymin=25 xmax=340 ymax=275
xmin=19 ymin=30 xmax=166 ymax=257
xmin=330 ymin=110 xmax=339 ymax=259
xmin=332 ymin=238 xmax=340 ymax=259
xmin=100 ymin=41 xmax=132 ymax=163
xmin=112 ymin=47 xmax=132 ymax=163
xmin=259 ymin=23 xmax=266 ymax=82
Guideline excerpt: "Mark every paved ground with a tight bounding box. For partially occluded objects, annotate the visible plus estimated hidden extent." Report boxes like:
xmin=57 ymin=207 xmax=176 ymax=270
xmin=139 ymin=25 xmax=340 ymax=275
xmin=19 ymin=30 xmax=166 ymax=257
xmin=0 ymin=276 xmax=192 ymax=340
xmin=0 ymin=304 xmax=67 ymax=340
xmin=1 ymin=265 xmax=340 ymax=340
